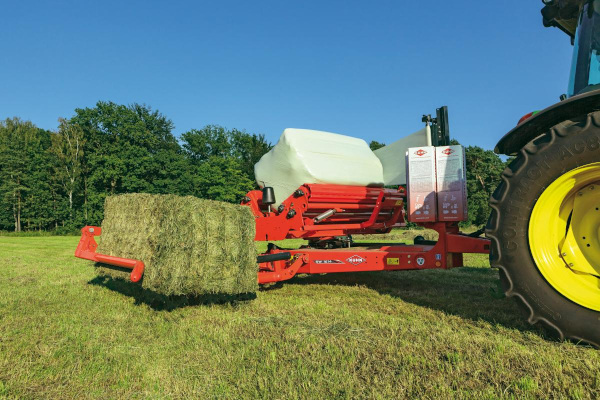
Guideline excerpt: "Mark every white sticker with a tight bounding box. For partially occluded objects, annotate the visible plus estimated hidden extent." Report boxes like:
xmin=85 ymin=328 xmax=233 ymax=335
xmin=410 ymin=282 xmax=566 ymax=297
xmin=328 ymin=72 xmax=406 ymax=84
xmin=346 ymin=255 xmax=366 ymax=265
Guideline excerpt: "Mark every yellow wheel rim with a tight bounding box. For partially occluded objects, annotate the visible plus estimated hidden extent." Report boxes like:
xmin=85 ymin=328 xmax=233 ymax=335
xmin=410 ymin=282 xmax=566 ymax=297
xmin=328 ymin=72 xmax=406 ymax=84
xmin=529 ymin=162 xmax=600 ymax=311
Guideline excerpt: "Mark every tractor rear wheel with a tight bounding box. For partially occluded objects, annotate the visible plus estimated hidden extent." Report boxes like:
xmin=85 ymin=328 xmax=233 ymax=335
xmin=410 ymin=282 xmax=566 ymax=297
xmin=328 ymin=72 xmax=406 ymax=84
xmin=486 ymin=111 xmax=600 ymax=347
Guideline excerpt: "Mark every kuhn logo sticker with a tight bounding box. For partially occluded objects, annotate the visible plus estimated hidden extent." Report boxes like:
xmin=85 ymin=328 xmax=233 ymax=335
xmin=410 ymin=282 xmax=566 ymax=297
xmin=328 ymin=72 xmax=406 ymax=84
xmin=441 ymin=148 xmax=454 ymax=155
xmin=346 ymin=255 xmax=366 ymax=265
xmin=314 ymin=259 xmax=344 ymax=264
xmin=414 ymin=149 xmax=427 ymax=157
xmin=416 ymin=257 xmax=425 ymax=266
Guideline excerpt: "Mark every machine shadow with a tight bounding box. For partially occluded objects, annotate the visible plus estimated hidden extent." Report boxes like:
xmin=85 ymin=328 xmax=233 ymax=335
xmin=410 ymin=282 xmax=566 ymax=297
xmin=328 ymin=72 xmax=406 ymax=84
xmin=88 ymin=276 xmax=256 ymax=311
xmin=89 ymin=269 xmax=549 ymax=340
xmin=282 ymin=267 xmax=549 ymax=336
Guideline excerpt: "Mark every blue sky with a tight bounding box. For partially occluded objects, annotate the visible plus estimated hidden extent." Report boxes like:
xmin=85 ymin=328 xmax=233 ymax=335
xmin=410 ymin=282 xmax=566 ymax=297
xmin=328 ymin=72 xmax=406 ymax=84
xmin=0 ymin=0 xmax=574 ymax=151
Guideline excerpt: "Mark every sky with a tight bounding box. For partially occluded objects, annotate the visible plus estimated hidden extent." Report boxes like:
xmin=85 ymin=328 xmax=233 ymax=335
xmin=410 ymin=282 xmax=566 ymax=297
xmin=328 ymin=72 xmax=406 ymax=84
xmin=0 ymin=0 xmax=575 ymax=151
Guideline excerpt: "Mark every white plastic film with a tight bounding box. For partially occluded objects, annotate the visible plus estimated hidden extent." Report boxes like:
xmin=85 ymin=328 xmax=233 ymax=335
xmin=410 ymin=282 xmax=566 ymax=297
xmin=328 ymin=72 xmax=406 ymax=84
xmin=254 ymin=128 xmax=384 ymax=206
xmin=373 ymin=126 xmax=432 ymax=185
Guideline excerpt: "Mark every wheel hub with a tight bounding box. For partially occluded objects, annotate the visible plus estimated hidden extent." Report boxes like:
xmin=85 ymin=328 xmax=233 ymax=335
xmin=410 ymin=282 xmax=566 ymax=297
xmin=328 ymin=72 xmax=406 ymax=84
xmin=560 ymin=183 xmax=600 ymax=279
xmin=529 ymin=163 xmax=600 ymax=311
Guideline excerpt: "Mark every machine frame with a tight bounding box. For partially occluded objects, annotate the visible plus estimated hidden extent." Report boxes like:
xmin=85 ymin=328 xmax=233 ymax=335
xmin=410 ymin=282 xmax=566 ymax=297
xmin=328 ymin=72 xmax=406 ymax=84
xmin=75 ymin=182 xmax=490 ymax=285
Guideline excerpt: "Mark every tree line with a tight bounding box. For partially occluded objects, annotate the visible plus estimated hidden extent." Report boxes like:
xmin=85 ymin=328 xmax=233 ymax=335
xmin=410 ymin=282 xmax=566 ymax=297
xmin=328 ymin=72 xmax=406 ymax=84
xmin=0 ymin=101 xmax=506 ymax=233
xmin=0 ymin=102 xmax=270 ymax=232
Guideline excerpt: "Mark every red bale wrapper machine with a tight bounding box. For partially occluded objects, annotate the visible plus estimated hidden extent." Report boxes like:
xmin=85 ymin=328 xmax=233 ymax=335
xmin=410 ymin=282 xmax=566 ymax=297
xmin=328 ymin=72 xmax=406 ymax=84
xmin=75 ymin=107 xmax=490 ymax=285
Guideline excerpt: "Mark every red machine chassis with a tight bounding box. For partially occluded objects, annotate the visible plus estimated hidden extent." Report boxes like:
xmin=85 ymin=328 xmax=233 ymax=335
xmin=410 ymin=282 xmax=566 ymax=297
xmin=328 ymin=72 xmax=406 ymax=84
xmin=256 ymin=222 xmax=489 ymax=284
xmin=74 ymin=184 xmax=490 ymax=286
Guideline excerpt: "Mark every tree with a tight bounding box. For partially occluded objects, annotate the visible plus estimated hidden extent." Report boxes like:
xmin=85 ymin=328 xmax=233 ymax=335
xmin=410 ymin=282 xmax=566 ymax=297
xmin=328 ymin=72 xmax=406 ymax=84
xmin=182 ymin=125 xmax=232 ymax=162
xmin=70 ymin=101 xmax=186 ymax=225
xmin=22 ymin=129 xmax=54 ymax=231
xmin=191 ymin=156 xmax=255 ymax=203
xmin=0 ymin=119 xmax=27 ymax=231
xmin=182 ymin=125 xmax=272 ymax=184
xmin=230 ymin=129 xmax=272 ymax=181
xmin=0 ymin=118 xmax=53 ymax=231
xmin=463 ymin=145 xmax=505 ymax=226
xmin=369 ymin=140 xmax=385 ymax=151
xmin=50 ymin=118 xmax=85 ymax=221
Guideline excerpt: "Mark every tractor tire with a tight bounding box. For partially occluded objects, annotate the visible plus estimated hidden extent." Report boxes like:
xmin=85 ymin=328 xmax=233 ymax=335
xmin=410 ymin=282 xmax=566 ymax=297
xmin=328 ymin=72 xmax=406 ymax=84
xmin=486 ymin=111 xmax=600 ymax=347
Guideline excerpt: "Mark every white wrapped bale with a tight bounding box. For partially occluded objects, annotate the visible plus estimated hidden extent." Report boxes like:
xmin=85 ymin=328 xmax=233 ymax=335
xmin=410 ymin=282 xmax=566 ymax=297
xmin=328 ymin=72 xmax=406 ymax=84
xmin=254 ymin=128 xmax=384 ymax=205
xmin=373 ymin=126 xmax=432 ymax=185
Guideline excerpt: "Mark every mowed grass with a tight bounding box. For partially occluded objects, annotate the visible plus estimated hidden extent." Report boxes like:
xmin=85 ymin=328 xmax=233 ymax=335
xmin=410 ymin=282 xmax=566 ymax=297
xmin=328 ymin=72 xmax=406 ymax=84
xmin=0 ymin=236 xmax=599 ymax=399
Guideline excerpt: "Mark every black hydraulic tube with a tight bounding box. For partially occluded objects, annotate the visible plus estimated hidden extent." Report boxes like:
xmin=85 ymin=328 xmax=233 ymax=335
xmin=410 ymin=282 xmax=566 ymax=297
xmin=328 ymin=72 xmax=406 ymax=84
xmin=257 ymin=252 xmax=292 ymax=264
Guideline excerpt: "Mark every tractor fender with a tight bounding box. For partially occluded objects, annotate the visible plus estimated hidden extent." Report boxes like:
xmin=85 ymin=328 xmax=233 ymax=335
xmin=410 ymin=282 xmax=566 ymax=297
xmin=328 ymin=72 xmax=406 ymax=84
xmin=495 ymin=89 xmax=600 ymax=155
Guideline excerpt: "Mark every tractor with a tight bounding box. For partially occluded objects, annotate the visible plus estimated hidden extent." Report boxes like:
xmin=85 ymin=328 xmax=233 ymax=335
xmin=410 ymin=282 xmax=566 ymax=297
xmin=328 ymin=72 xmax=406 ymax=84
xmin=487 ymin=0 xmax=600 ymax=346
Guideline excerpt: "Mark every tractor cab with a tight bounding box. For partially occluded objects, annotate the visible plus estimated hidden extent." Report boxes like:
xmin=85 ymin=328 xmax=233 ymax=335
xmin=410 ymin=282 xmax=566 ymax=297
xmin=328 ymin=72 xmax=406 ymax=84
xmin=569 ymin=0 xmax=600 ymax=95
xmin=543 ymin=0 xmax=600 ymax=96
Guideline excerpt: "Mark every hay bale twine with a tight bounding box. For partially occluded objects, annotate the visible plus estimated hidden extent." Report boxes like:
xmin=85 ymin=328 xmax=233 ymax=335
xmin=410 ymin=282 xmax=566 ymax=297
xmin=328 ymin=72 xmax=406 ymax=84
xmin=95 ymin=194 xmax=257 ymax=296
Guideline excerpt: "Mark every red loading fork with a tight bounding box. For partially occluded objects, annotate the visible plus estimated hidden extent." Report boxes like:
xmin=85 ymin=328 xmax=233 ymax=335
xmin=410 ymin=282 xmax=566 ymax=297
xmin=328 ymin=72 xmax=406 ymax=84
xmin=75 ymin=226 xmax=145 ymax=282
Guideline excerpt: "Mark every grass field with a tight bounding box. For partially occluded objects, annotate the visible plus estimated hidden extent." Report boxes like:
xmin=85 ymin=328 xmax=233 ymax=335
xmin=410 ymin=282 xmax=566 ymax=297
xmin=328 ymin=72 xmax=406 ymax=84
xmin=1 ymin=236 xmax=599 ymax=399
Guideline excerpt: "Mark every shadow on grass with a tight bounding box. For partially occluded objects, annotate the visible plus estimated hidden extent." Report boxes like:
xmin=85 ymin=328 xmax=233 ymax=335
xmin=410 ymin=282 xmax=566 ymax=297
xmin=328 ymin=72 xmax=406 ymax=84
xmin=280 ymin=267 xmax=549 ymax=337
xmin=89 ymin=266 xmax=550 ymax=340
xmin=88 ymin=276 xmax=256 ymax=311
